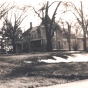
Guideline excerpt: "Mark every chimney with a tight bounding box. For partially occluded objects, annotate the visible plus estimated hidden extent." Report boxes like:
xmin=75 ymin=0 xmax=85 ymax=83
xmin=30 ymin=22 xmax=32 ymax=29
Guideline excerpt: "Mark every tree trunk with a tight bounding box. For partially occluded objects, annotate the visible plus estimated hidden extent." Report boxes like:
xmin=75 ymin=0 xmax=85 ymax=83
xmin=83 ymin=31 xmax=86 ymax=51
xmin=12 ymin=38 xmax=16 ymax=53
xmin=68 ymin=37 xmax=71 ymax=51
xmin=68 ymin=33 xmax=71 ymax=51
xmin=46 ymin=35 xmax=52 ymax=52
xmin=67 ymin=22 xmax=71 ymax=51
xmin=81 ymin=2 xmax=86 ymax=51
xmin=28 ymin=40 xmax=31 ymax=53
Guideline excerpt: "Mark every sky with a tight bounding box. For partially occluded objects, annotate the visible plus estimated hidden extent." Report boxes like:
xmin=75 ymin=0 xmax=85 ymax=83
xmin=0 ymin=0 xmax=88 ymax=32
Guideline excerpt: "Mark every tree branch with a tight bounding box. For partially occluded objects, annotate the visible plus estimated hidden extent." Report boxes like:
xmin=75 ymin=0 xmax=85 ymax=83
xmin=51 ymin=25 xmax=58 ymax=38
xmin=33 ymin=7 xmax=42 ymax=20
xmin=65 ymin=1 xmax=82 ymax=18
xmin=67 ymin=9 xmax=82 ymax=26
xmin=48 ymin=1 xmax=61 ymax=8
xmin=49 ymin=1 xmax=62 ymax=36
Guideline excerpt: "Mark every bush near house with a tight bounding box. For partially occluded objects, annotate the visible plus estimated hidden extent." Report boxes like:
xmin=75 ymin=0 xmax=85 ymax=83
xmin=72 ymin=42 xmax=80 ymax=51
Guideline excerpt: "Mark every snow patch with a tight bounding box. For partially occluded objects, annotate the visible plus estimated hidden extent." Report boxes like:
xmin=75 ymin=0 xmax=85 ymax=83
xmin=24 ymin=61 xmax=32 ymax=63
xmin=39 ymin=54 xmax=88 ymax=63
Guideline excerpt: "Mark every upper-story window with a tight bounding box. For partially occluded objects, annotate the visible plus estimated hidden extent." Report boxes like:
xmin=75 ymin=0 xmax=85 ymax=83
xmin=64 ymin=41 xmax=67 ymax=45
xmin=37 ymin=29 xmax=41 ymax=38
xmin=38 ymin=32 xmax=41 ymax=38
xmin=63 ymin=33 xmax=67 ymax=39
xmin=30 ymin=31 xmax=37 ymax=39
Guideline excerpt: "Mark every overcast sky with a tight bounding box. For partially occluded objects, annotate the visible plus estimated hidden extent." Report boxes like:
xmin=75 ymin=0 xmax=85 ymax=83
xmin=0 ymin=0 xmax=88 ymax=32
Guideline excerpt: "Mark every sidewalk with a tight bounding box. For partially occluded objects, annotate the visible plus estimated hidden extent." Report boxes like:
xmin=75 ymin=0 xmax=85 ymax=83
xmin=37 ymin=79 xmax=88 ymax=88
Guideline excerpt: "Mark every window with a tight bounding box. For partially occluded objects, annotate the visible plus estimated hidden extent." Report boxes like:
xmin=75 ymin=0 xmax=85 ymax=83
xmin=64 ymin=41 xmax=66 ymax=45
xmin=37 ymin=29 xmax=41 ymax=38
xmin=37 ymin=31 xmax=41 ymax=38
xmin=54 ymin=31 xmax=56 ymax=37
xmin=58 ymin=41 xmax=60 ymax=48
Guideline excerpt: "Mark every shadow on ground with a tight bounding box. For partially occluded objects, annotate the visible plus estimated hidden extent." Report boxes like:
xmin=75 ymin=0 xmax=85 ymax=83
xmin=45 ymin=75 xmax=88 ymax=80
xmin=1 ymin=51 xmax=88 ymax=81
xmin=3 ymin=60 xmax=88 ymax=82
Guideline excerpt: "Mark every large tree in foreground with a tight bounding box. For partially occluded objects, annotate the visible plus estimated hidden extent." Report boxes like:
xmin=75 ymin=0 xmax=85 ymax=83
xmin=33 ymin=1 xmax=62 ymax=52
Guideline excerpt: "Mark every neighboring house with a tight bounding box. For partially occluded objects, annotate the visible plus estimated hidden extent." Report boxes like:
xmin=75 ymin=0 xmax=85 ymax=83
xmin=76 ymin=37 xmax=88 ymax=50
xmin=77 ymin=37 xmax=83 ymax=50
xmin=0 ymin=29 xmax=23 ymax=53
xmin=63 ymin=32 xmax=76 ymax=50
xmin=0 ymin=30 xmax=12 ymax=53
xmin=63 ymin=32 xmax=88 ymax=51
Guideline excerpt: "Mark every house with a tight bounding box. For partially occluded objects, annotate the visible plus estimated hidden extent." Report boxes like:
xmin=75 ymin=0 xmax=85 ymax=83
xmin=15 ymin=22 xmax=80 ymax=53
xmin=29 ymin=23 xmax=63 ymax=52
xmin=15 ymin=16 xmax=87 ymax=52
xmin=15 ymin=19 xmax=63 ymax=53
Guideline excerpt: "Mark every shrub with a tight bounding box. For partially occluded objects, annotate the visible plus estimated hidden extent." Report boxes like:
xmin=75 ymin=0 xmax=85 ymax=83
xmin=72 ymin=41 xmax=80 ymax=51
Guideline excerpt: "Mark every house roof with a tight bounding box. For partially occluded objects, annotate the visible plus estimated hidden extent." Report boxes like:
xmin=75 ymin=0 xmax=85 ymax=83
xmin=22 ymin=15 xmax=62 ymax=36
xmin=22 ymin=26 xmax=40 ymax=36
xmin=22 ymin=28 xmax=31 ymax=36
xmin=22 ymin=23 xmax=62 ymax=36
xmin=30 ymin=26 xmax=39 ymax=33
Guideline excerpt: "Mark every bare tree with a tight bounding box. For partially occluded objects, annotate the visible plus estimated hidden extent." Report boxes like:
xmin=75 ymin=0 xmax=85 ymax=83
xmin=33 ymin=1 xmax=62 ymax=52
xmin=66 ymin=22 xmax=71 ymax=51
xmin=62 ymin=21 xmax=71 ymax=51
xmin=0 ymin=2 xmax=15 ymax=20
xmin=65 ymin=1 xmax=88 ymax=51
xmin=0 ymin=2 xmax=15 ymax=50
xmin=2 ymin=6 xmax=29 ymax=53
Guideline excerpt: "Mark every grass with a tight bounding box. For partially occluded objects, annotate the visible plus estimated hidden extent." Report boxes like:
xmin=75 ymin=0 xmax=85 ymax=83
xmin=0 ymin=52 xmax=88 ymax=88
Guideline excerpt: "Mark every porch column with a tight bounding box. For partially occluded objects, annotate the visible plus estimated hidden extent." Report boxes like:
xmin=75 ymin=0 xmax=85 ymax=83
xmin=16 ymin=44 xmax=18 ymax=54
xmin=41 ymin=39 xmax=43 ymax=51
xmin=56 ymin=29 xmax=57 ymax=50
xmin=22 ymin=43 xmax=23 ymax=51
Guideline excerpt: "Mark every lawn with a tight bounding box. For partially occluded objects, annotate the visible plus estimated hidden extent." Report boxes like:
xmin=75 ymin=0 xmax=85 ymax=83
xmin=0 ymin=52 xmax=88 ymax=88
